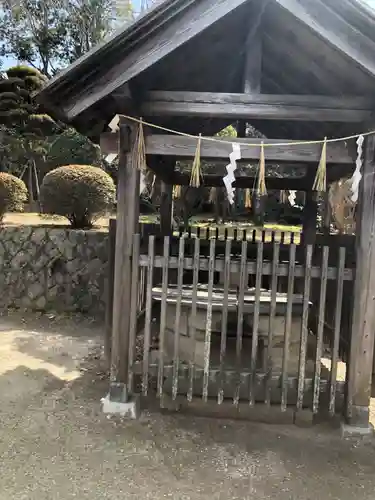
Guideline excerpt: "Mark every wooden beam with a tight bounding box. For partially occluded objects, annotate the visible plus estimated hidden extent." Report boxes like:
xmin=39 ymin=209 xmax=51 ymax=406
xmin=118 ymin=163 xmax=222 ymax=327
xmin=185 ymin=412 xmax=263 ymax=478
xmin=146 ymin=135 xmax=353 ymax=165
xmin=63 ymin=0 xmax=253 ymax=119
xmin=346 ymin=134 xmax=375 ymax=428
xmin=101 ymin=131 xmax=353 ymax=164
xmin=110 ymin=121 xmax=140 ymax=396
xmin=171 ymin=173 xmax=311 ymax=191
xmin=274 ymin=0 xmax=375 ymax=79
xmin=142 ymin=92 xmax=373 ymax=122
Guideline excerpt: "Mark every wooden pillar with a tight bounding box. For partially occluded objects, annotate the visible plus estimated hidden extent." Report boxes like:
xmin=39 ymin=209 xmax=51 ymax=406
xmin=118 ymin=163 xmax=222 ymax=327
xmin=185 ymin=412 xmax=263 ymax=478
xmin=160 ymin=181 xmax=173 ymax=235
xmin=346 ymin=134 xmax=375 ymax=427
xmin=104 ymin=217 xmax=116 ymax=365
xmin=301 ymin=191 xmax=318 ymax=246
xmin=110 ymin=120 xmax=140 ymax=401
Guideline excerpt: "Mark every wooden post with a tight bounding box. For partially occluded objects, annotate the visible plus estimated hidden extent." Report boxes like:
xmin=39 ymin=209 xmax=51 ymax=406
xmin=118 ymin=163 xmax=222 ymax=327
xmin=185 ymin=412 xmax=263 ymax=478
xmin=160 ymin=181 xmax=173 ymax=236
xmin=104 ymin=217 xmax=116 ymax=365
xmin=301 ymin=191 xmax=318 ymax=246
xmin=346 ymin=134 xmax=375 ymax=427
xmin=110 ymin=121 xmax=140 ymax=401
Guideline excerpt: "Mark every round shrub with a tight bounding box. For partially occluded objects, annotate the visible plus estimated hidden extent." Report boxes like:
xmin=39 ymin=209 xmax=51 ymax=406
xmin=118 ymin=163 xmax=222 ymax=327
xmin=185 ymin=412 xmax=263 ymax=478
xmin=0 ymin=172 xmax=28 ymax=222
xmin=40 ymin=165 xmax=116 ymax=229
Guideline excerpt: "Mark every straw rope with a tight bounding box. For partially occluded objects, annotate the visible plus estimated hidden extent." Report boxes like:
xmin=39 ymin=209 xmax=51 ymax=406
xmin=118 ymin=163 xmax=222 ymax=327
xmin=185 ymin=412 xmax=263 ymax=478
xmin=118 ymin=113 xmax=375 ymax=148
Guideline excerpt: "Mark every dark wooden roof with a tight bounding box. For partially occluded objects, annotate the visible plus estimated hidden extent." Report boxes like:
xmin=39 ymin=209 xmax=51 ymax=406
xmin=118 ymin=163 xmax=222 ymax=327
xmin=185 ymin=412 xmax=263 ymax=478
xmin=37 ymin=0 xmax=375 ymax=140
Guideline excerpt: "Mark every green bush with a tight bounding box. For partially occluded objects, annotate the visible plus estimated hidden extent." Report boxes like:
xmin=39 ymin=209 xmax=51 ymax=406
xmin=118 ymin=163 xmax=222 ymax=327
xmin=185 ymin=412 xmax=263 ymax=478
xmin=0 ymin=172 xmax=28 ymax=222
xmin=40 ymin=165 xmax=116 ymax=229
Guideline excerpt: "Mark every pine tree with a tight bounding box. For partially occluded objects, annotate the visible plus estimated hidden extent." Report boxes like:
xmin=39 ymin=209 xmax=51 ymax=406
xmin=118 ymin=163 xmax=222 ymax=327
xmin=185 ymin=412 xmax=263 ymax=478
xmin=0 ymin=65 xmax=58 ymax=200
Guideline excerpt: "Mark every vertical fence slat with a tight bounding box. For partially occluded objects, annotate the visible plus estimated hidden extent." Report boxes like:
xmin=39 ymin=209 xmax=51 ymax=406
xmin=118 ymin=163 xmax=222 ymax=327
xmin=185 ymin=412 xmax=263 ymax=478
xmin=297 ymin=245 xmax=313 ymax=411
xmin=203 ymin=239 xmax=215 ymax=402
xmin=250 ymin=241 xmax=263 ymax=405
xmin=187 ymin=238 xmax=200 ymax=402
xmin=206 ymin=227 xmax=210 ymax=240
xmin=281 ymin=243 xmax=296 ymax=411
xmin=104 ymin=218 xmax=116 ymax=364
xmin=234 ymin=228 xmax=238 ymax=241
xmin=234 ymin=240 xmax=247 ymax=406
xmin=312 ymin=245 xmax=329 ymax=414
xmin=197 ymin=226 xmax=201 ymax=239
xmin=329 ymin=246 xmax=346 ymax=416
xmin=265 ymin=242 xmax=280 ymax=405
xmin=142 ymin=235 xmax=155 ymax=395
xmin=172 ymin=237 xmax=185 ymax=400
xmin=218 ymin=239 xmax=231 ymax=404
xmin=252 ymin=230 xmax=257 ymax=243
xmin=281 ymin=232 xmax=285 ymax=244
xmin=157 ymin=236 xmax=170 ymax=400
xmin=128 ymin=234 xmax=140 ymax=394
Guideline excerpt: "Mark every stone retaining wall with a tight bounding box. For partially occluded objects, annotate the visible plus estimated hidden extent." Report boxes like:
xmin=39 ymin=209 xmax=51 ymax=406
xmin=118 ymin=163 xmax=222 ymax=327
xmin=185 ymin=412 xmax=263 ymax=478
xmin=0 ymin=226 xmax=109 ymax=316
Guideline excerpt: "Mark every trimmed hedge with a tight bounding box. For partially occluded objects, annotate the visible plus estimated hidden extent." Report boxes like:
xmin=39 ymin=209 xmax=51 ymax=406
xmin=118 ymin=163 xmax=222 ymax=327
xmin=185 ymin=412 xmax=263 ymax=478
xmin=0 ymin=172 xmax=28 ymax=222
xmin=40 ymin=165 xmax=116 ymax=229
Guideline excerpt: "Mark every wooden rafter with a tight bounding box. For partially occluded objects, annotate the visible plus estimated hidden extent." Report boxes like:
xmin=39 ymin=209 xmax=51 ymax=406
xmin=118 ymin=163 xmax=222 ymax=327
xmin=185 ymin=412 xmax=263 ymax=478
xmin=275 ymin=0 xmax=375 ymax=78
xmin=62 ymin=0 xmax=255 ymax=119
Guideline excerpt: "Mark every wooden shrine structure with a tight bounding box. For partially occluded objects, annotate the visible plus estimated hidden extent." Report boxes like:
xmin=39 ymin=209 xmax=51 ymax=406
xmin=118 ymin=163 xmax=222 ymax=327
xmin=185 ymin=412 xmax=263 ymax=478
xmin=37 ymin=0 xmax=375 ymax=429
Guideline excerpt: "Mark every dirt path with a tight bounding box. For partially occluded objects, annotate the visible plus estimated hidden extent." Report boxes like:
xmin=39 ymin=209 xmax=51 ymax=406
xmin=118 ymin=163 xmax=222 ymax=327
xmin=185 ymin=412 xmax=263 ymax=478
xmin=0 ymin=311 xmax=375 ymax=500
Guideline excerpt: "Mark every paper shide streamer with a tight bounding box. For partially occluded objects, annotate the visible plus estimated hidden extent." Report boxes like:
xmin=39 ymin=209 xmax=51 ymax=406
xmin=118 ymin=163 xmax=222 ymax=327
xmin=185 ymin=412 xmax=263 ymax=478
xmin=223 ymin=143 xmax=241 ymax=204
xmin=350 ymin=134 xmax=364 ymax=203
xmin=288 ymin=190 xmax=296 ymax=206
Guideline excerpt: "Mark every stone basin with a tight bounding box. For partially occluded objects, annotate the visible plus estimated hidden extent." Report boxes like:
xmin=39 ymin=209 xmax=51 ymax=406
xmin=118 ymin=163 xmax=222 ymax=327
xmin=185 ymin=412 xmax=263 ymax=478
xmin=151 ymin=284 xmax=310 ymax=375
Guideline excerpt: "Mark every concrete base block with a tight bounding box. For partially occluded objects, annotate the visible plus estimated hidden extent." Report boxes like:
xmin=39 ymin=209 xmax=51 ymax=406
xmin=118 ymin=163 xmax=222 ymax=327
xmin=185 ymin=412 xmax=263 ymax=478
xmin=101 ymin=393 xmax=140 ymax=419
xmin=341 ymin=422 xmax=374 ymax=439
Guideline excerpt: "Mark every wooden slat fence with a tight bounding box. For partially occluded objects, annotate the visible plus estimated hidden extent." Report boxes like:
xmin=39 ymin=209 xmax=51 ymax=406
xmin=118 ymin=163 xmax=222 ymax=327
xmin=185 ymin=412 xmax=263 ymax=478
xmin=125 ymin=233 xmax=354 ymax=420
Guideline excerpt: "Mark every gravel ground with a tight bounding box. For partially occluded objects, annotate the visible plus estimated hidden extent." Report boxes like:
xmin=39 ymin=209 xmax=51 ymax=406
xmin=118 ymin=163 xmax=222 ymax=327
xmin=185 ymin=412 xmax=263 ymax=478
xmin=1 ymin=311 xmax=375 ymax=500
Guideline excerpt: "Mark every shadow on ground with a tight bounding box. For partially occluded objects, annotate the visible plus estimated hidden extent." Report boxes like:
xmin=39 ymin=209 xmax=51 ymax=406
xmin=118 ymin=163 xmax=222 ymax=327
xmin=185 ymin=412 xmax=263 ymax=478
xmin=0 ymin=311 xmax=375 ymax=500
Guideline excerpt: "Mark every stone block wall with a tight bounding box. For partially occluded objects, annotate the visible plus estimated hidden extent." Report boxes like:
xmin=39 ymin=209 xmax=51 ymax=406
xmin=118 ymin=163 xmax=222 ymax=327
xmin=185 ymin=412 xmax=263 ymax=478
xmin=0 ymin=226 xmax=109 ymax=316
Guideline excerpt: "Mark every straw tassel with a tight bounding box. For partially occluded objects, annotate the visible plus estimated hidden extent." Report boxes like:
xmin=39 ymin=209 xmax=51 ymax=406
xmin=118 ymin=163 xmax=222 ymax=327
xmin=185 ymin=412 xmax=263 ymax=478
xmin=313 ymin=137 xmax=327 ymax=192
xmin=133 ymin=118 xmax=147 ymax=172
xmin=245 ymin=188 xmax=252 ymax=208
xmin=173 ymin=185 xmax=182 ymax=199
xmin=256 ymin=141 xmax=267 ymax=195
xmin=189 ymin=133 xmax=202 ymax=187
